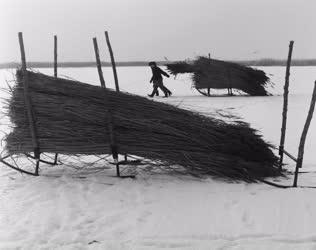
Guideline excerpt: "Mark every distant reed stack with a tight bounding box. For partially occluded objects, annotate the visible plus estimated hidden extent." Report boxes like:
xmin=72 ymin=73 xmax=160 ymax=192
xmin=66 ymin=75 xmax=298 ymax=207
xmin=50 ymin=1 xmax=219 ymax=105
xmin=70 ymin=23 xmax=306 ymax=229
xmin=166 ymin=56 xmax=271 ymax=96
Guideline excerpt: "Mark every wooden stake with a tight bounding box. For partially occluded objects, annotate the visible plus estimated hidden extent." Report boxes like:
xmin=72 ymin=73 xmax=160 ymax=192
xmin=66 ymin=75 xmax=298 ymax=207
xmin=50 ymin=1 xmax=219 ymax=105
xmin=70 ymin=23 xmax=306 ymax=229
xmin=105 ymin=31 xmax=130 ymax=164
xmin=18 ymin=32 xmax=40 ymax=175
xmin=19 ymin=33 xmax=27 ymax=71
xmin=93 ymin=37 xmax=106 ymax=88
xmin=227 ymin=67 xmax=233 ymax=96
xmin=93 ymin=37 xmax=122 ymax=176
xmin=54 ymin=35 xmax=57 ymax=77
xmin=53 ymin=35 xmax=58 ymax=165
xmin=278 ymin=40 xmax=294 ymax=169
xmin=104 ymin=31 xmax=120 ymax=92
xmin=207 ymin=88 xmax=211 ymax=96
xmin=293 ymin=81 xmax=316 ymax=187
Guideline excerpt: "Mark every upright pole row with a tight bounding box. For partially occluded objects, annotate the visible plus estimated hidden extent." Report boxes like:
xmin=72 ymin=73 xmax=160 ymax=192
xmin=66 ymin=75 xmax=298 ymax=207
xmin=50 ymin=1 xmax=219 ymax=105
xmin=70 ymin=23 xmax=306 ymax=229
xmin=11 ymin=33 xmax=314 ymax=185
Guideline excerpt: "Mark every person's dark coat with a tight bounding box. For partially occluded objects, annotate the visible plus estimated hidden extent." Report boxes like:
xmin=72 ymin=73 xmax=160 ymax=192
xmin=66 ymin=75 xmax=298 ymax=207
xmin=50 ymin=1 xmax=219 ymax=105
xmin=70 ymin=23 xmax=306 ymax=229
xmin=150 ymin=66 xmax=170 ymax=83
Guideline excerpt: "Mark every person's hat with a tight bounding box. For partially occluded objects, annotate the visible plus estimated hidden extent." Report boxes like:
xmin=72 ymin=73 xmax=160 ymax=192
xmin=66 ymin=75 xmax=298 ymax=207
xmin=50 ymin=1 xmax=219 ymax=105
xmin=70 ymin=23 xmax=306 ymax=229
xmin=148 ymin=61 xmax=156 ymax=66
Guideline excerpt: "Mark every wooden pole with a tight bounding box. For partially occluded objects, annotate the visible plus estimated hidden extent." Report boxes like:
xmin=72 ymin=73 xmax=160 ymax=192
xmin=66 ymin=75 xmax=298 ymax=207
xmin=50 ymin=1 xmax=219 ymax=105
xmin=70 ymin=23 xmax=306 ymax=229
xmin=293 ymin=81 xmax=316 ymax=187
xmin=93 ymin=37 xmax=121 ymax=176
xmin=54 ymin=35 xmax=57 ymax=77
xmin=207 ymin=88 xmax=211 ymax=96
xmin=92 ymin=37 xmax=106 ymax=88
xmin=104 ymin=31 xmax=119 ymax=92
xmin=105 ymin=31 xmax=130 ymax=162
xmin=53 ymin=35 xmax=58 ymax=165
xmin=207 ymin=53 xmax=211 ymax=96
xmin=227 ymin=67 xmax=232 ymax=96
xmin=278 ymin=40 xmax=294 ymax=169
xmin=18 ymin=32 xmax=40 ymax=175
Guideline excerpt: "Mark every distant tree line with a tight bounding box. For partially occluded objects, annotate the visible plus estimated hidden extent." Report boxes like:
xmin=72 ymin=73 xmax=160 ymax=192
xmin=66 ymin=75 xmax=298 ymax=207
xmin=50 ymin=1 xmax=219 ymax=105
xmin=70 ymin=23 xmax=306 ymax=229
xmin=1 ymin=59 xmax=316 ymax=69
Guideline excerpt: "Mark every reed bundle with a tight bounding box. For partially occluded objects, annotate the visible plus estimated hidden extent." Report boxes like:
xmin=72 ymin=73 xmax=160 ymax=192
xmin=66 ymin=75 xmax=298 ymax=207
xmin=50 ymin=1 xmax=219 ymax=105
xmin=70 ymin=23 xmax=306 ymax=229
xmin=166 ymin=57 xmax=271 ymax=96
xmin=5 ymin=70 xmax=281 ymax=181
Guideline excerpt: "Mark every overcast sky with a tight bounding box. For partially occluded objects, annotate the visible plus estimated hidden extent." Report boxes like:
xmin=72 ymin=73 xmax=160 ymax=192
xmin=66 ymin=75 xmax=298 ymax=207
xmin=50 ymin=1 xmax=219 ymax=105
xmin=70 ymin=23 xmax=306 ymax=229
xmin=0 ymin=0 xmax=315 ymax=63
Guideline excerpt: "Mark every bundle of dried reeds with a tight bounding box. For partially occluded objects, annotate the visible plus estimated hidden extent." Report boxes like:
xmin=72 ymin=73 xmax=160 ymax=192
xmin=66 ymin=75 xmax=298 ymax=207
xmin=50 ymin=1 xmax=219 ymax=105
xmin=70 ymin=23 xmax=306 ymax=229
xmin=165 ymin=61 xmax=195 ymax=75
xmin=166 ymin=57 xmax=271 ymax=96
xmin=5 ymin=69 xmax=281 ymax=181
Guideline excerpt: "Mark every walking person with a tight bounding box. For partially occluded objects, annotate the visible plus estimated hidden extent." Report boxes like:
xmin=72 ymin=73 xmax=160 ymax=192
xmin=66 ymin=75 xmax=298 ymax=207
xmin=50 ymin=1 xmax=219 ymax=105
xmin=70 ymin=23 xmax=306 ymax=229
xmin=148 ymin=61 xmax=172 ymax=97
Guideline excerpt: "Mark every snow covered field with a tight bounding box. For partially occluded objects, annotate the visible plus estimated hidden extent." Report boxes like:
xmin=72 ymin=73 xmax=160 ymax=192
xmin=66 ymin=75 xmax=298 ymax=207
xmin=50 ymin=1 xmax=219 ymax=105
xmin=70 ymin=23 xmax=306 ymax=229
xmin=0 ymin=66 xmax=316 ymax=249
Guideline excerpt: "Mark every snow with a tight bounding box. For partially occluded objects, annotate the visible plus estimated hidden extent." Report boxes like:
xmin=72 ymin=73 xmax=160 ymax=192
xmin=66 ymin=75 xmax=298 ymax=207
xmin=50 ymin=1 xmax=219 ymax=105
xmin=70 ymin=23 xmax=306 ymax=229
xmin=0 ymin=66 xmax=316 ymax=249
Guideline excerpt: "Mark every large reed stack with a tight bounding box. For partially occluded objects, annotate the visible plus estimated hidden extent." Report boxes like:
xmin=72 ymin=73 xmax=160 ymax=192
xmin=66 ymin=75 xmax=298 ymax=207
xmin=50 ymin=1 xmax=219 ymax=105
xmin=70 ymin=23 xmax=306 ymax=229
xmin=5 ymin=69 xmax=281 ymax=181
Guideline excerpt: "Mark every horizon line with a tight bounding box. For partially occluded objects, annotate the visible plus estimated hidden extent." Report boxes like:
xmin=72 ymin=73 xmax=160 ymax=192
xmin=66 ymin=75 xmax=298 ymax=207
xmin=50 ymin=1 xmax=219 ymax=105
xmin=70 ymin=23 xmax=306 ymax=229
xmin=1 ymin=58 xmax=316 ymax=69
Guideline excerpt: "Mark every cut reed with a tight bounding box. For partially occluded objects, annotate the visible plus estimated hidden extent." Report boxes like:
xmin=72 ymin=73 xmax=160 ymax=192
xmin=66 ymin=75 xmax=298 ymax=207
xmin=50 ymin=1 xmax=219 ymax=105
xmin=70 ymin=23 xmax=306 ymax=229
xmin=4 ymin=69 xmax=281 ymax=181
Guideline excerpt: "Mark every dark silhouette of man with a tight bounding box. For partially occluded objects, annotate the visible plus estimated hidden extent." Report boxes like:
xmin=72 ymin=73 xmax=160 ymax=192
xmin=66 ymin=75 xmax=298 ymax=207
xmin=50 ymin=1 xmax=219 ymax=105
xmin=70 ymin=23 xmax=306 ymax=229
xmin=148 ymin=61 xmax=172 ymax=97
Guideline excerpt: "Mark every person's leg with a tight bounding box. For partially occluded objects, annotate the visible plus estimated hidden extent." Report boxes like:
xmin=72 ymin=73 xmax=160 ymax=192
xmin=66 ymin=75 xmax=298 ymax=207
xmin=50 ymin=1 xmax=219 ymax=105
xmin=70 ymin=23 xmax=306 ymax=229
xmin=153 ymin=81 xmax=160 ymax=96
xmin=162 ymin=79 xmax=172 ymax=96
xmin=158 ymin=85 xmax=168 ymax=97
xmin=165 ymin=86 xmax=172 ymax=96
xmin=148 ymin=84 xmax=159 ymax=97
xmin=160 ymin=85 xmax=172 ymax=97
xmin=157 ymin=79 xmax=171 ymax=97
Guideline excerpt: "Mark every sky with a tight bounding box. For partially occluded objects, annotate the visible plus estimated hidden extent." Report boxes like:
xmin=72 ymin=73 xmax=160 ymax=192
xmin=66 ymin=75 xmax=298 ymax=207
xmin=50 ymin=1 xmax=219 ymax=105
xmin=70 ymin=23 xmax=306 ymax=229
xmin=0 ymin=0 xmax=315 ymax=63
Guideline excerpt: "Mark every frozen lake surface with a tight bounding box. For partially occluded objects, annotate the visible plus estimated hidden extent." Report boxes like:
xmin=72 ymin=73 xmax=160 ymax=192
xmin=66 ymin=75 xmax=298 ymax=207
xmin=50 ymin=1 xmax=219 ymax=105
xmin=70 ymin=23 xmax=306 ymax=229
xmin=0 ymin=66 xmax=316 ymax=249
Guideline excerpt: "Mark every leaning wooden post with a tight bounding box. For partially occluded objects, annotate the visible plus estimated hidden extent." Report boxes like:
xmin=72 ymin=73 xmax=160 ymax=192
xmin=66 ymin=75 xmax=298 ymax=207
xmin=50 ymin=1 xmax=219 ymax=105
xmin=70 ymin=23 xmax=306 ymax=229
xmin=53 ymin=35 xmax=59 ymax=165
xmin=93 ymin=37 xmax=106 ymax=88
xmin=293 ymin=81 xmax=316 ymax=187
xmin=104 ymin=31 xmax=119 ymax=92
xmin=93 ymin=37 xmax=121 ymax=176
xmin=278 ymin=40 xmax=294 ymax=169
xmin=105 ymin=31 xmax=130 ymax=162
xmin=18 ymin=32 xmax=41 ymax=175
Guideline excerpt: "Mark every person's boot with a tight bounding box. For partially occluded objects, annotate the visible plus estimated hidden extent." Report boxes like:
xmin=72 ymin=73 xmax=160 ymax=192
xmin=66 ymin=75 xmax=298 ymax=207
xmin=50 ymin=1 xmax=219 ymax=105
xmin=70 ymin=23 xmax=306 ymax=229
xmin=148 ymin=89 xmax=157 ymax=97
xmin=155 ymin=90 xmax=159 ymax=96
